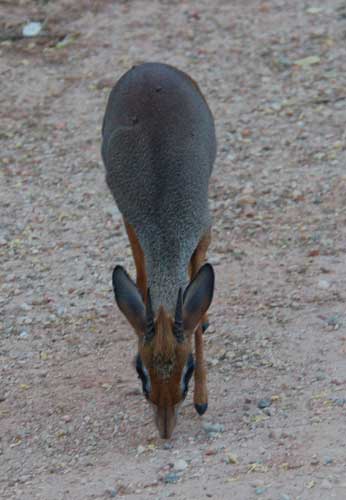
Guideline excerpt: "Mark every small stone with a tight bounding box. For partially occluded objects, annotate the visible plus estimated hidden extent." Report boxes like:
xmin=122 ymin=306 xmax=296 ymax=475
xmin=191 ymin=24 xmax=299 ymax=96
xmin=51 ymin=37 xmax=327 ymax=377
xmin=323 ymin=456 xmax=333 ymax=465
xmin=203 ymin=422 xmax=225 ymax=434
xmin=226 ymin=453 xmax=238 ymax=464
xmin=96 ymin=78 xmax=114 ymax=90
xmin=291 ymin=190 xmax=304 ymax=201
xmin=244 ymin=206 xmax=256 ymax=218
xmin=241 ymin=128 xmax=252 ymax=138
xmin=173 ymin=459 xmax=188 ymax=472
xmin=163 ymin=442 xmax=173 ymax=450
xmin=205 ymin=448 xmax=217 ymax=456
xmin=255 ymin=486 xmax=267 ymax=495
xmin=163 ymin=472 xmax=179 ymax=484
xmin=311 ymin=455 xmax=319 ymax=465
xmin=105 ymin=488 xmax=118 ymax=498
xmin=20 ymin=303 xmax=32 ymax=312
xmin=318 ymin=279 xmax=330 ymax=289
xmin=62 ymin=415 xmax=72 ymax=423
xmin=321 ymin=479 xmax=332 ymax=490
xmin=327 ymin=316 xmax=340 ymax=327
xmin=22 ymin=21 xmax=42 ymax=37
xmin=19 ymin=330 xmax=29 ymax=339
xmin=137 ymin=445 xmax=145 ymax=455
xmin=280 ymin=495 xmax=291 ymax=500
xmin=236 ymin=194 xmax=257 ymax=207
xmin=79 ymin=456 xmax=94 ymax=466
xmin=56 ymin=306 xmax=65 ymax=317
xmin=258 ymin=399 xmax=271 ymax=409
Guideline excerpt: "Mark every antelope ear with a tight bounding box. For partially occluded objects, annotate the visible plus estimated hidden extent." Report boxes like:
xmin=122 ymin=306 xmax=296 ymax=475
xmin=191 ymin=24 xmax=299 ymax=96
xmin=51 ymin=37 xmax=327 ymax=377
xmin=112 ymin=266 xmax=146 ymax=333
xmin=183 ymin=263 xmax=215 ymax=331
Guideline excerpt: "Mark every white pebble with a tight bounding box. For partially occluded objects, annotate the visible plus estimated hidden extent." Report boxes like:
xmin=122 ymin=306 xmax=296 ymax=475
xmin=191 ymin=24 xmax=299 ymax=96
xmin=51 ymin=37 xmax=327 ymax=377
xmin=173 ymin=459 xmax=188 ymax=472
xmin=20 ymin=303 xmax=32 ymax=312
xmin=318 ymin=279 xmax=330 ymax=289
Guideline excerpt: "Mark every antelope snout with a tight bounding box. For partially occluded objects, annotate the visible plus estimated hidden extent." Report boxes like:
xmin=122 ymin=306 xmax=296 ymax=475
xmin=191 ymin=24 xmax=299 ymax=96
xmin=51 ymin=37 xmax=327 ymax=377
xmin=154 ymin=406 xmax=177 ymax=439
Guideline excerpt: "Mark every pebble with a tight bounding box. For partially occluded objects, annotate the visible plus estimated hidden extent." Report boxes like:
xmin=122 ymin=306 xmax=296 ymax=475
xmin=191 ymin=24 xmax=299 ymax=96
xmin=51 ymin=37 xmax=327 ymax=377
xmin=163 ymin=472 xmax=179 ymax=484
xmin=255 ymin=486 xmax=267 ymax=495
xmin=202 ymin=422 xmax=225 ymax=434
xmin=327 ymin=316 xmax=340 ymax=327
xmin=79 ymin=456 xmax=94 ymax=466
xmin=20 ymin=303 xmax=32 ymax=312
xmin=237 ymin=194 xmax=257 ymax=207
xmin=22 ymin=21 xmax=42 ymax=37
xmin=173 ymin=459 xmax=188 ymax=472
xmin=291 ymin=189 xmax=304 ymax=201
xmin=323 ymin=456 xmax=333 ymax=465
xmin=19 ymin=330 xmax=29 ymax=339
xmin=226 ymin=453 xmax=238 ymax=464
xmin=258 ymin=399 xmax=271 ymax=409
xmin=56 ymin=306 xmax=66 ymax=317
xmin=105 ymin=488 xmax=118 ymax=498
xmin=321 ymin=479 xmax=332 ymax=490
xmin=280 ymin=495 xmax=291 ymax=500
xmin=163 ymin=442 xmax=173 ymax=450
xmin=318 ymin=279 xmax=330 ymax=290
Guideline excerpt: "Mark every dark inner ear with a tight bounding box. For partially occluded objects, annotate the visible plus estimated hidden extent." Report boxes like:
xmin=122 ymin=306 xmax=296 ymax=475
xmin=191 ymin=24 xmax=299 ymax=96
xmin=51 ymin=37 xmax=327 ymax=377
xmin=183 ymin=263 xmax=214 ymax=331
xmin=112 ymin=266 xmax=146 ymax=333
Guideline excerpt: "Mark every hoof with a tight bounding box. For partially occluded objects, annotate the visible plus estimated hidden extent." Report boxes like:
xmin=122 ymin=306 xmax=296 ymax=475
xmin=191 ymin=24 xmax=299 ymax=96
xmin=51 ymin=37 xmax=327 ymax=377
xmin=195 ymin=402 xmax=208 ymax=415
xmin=202 ymin=321 xmax=209 ymax=333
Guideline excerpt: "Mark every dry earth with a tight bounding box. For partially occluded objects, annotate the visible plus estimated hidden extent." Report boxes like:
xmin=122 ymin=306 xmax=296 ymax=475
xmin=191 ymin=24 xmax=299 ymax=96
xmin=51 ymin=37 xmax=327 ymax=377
xmin=1 ymin=0 xmax=346 ymax=499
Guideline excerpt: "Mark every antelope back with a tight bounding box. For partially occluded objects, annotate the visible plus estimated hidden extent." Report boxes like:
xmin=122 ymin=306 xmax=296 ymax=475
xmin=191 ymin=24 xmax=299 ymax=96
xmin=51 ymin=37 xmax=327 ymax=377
xmin=102 ymin=63 xmax=216 ymax=312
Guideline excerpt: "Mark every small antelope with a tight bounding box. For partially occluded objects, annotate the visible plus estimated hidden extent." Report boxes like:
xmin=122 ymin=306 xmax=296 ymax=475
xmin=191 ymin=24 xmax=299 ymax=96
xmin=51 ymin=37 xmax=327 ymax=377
xmin=101 ymin=62 xmax=216 ymax=438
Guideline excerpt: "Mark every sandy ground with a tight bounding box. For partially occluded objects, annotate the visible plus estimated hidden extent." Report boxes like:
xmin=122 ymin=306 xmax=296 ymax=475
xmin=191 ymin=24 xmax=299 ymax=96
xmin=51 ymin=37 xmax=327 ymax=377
xmin=1 ymin=0 xmax=346 ymax=499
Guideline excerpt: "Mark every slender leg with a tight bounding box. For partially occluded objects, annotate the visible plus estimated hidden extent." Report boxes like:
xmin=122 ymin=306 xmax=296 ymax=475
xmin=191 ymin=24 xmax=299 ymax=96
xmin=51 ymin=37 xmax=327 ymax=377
xmin=189 ymin=230 xmax=211 ymax=330
xmin=124 ymin=219 xmax=147 ymax=301
xmin=189 ymin=229 xmax=211 ymax=415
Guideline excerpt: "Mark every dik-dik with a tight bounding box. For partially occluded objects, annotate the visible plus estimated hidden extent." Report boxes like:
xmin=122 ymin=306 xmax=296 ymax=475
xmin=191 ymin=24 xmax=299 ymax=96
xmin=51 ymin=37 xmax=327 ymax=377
xmin=101 ymin=62 xmax=216 ymax=438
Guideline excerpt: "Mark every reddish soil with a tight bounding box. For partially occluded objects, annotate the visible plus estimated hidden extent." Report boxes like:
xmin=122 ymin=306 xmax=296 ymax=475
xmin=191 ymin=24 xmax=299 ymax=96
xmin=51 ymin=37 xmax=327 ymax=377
xmin=1 ymin=1 xmax=346 ymax=499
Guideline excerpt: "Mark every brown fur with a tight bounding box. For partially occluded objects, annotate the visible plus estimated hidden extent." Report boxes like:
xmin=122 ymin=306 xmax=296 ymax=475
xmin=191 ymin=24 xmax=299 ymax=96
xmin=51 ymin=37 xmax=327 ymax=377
xmin=140 ymin=306 xmax=192 ymax=408
xmin=188 ymin=229 xmax=211 ymax=408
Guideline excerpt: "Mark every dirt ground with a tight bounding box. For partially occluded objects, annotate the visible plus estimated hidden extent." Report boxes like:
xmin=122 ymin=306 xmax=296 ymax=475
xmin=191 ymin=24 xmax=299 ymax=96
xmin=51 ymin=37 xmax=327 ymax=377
xmin=1 ymin=0 xmax=346 ymax=499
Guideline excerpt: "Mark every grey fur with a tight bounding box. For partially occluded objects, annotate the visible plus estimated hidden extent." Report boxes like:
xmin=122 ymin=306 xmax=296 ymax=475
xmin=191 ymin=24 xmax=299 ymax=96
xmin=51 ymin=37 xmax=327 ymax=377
xmin=102 ymin=63 xmax=216 ymax=313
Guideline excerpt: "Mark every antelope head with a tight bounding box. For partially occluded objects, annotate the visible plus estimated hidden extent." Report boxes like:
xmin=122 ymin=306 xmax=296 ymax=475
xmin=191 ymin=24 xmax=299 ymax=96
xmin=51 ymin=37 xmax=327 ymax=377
xmin=112 ymin=264 xmax=214 ymax=438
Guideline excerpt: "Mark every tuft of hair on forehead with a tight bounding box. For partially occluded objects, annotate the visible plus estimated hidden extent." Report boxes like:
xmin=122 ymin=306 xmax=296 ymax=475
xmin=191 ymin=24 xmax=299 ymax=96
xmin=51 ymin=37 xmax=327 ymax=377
xmin=152 ymin=306 xmax=177 ymax=379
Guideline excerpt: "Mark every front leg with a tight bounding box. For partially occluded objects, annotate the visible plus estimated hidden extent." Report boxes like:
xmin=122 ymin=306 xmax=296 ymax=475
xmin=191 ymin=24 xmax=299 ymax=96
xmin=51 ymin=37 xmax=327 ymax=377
xmin=189 ymin=229 xmax=212 ymax=415
xmin=194 ymin=324 xmax=208 ymax=415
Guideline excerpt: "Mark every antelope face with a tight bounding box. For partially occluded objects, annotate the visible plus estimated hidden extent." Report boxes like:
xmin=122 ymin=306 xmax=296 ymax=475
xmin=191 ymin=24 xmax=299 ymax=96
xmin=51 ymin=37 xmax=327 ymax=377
xmin=135 ymin=349 xmax=195 ymax=439
xmin=112 ymin=264 xmax=214 ymax=438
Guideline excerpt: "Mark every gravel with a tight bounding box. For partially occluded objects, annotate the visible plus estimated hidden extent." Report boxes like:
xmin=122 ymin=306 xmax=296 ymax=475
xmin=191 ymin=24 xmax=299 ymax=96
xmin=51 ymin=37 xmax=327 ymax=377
xmin=173 ymin=459 xmax=188 ymax=472
xmin=257 ymin=399 xmax=272 ymax=409
xmin=163 ymin=472 xmax=179 ymax=484
xmin=202 ymin=423 xmax=225 ymax=434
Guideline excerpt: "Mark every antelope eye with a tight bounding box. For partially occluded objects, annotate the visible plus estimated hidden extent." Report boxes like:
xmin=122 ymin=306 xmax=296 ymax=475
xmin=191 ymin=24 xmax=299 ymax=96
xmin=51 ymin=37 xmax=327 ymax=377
xmin=135 ymin=354 xmax=150 ymax=398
